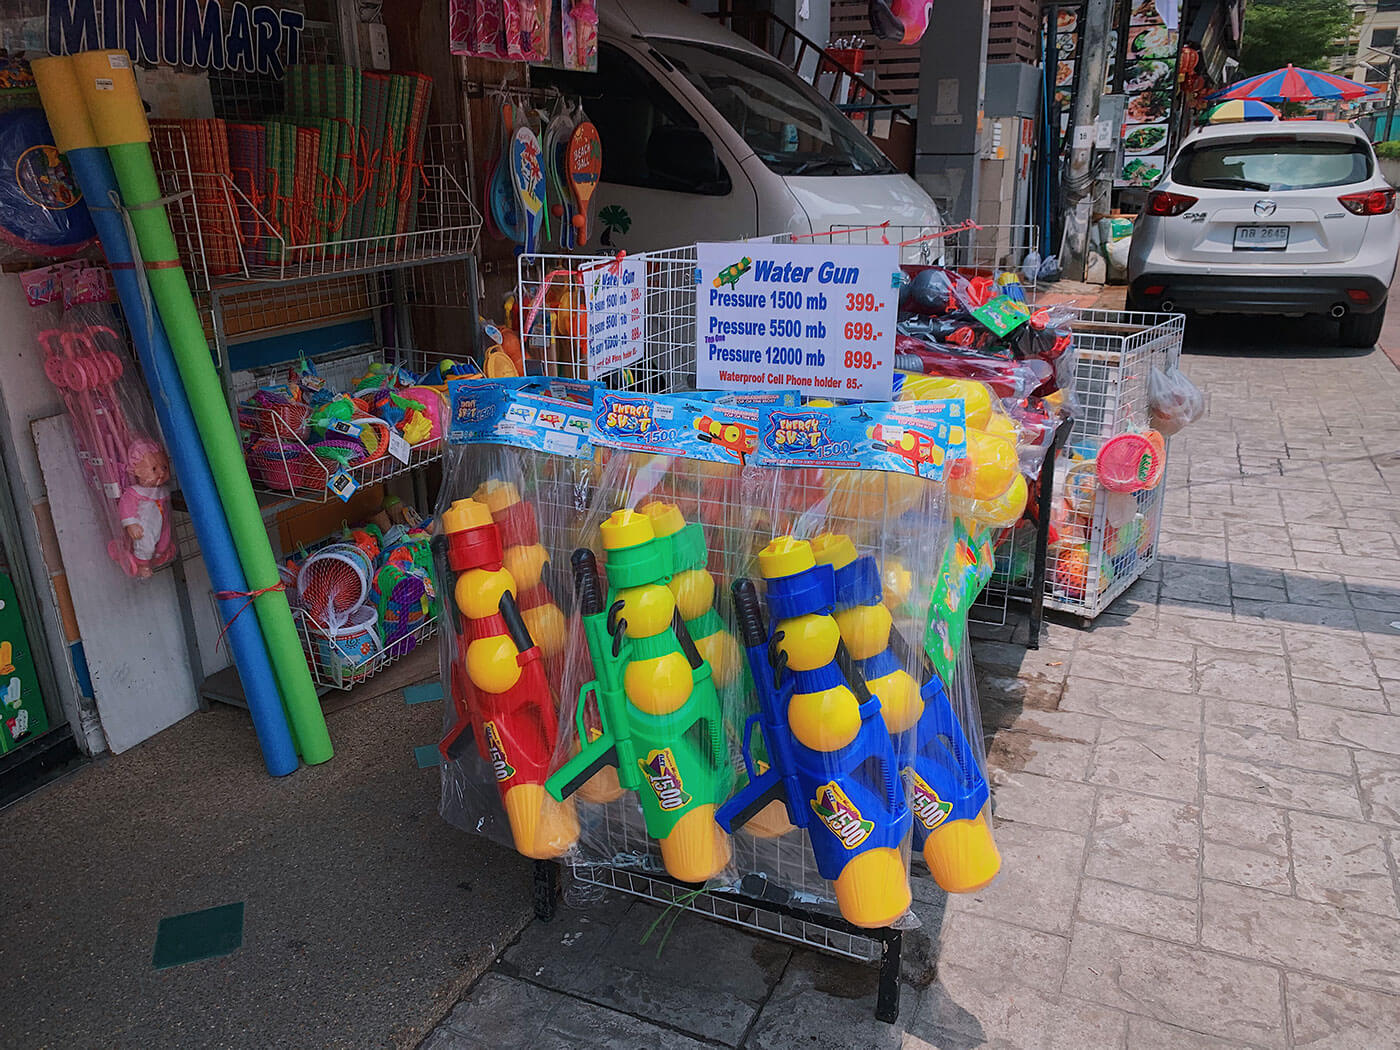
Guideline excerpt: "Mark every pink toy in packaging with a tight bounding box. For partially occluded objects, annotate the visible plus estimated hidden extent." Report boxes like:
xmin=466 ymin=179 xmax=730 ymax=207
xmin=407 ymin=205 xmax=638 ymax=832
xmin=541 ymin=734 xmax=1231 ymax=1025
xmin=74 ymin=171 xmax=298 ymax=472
xmin=26 ymin=262 xmax=177 ymax=578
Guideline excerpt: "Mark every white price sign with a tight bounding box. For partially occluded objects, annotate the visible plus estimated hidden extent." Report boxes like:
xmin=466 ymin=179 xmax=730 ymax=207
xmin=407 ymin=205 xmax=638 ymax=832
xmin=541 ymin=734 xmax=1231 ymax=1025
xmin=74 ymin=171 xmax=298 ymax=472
xmin=582 ymin=256 xmax=645 ymax=379
xmin=695 ymin=242 xmax=898 ymax=401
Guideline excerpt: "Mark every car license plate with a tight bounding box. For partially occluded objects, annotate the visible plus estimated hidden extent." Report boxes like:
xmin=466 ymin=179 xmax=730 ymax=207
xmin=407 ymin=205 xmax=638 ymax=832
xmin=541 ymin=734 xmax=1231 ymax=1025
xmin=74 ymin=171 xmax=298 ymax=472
xmin=1234 ymin=225 xmax=1289 ymax=251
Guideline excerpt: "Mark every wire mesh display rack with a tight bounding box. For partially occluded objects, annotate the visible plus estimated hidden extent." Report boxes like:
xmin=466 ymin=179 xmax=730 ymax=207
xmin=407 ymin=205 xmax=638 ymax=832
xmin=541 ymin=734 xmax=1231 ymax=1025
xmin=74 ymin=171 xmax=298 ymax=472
xmin=1041 ymin=309 xmax=1184 ymax=620
xmin=511 ymin=246 xmax=1005 ymax=1022
xmin=295 ymin=609 xmax=438 ymax=691
xmin=150 ymin=123 xmax=483 ymax=284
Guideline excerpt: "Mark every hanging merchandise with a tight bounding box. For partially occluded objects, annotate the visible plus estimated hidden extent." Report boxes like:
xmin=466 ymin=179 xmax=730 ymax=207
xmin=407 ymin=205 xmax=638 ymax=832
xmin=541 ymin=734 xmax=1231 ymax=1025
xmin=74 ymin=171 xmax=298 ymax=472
xmin=436 ymin=377 xmax=599 ymax=860
xmin=24 ymin=264 xmax=176 ymax=579
xmin=560 ymin=0 xmax=600 ymax=72
xmin=868 ymin=0 xmax=934 ymax=45
xmin=0 ymin=106 xmax=97 ymax=261
xmin=450 ymin=0 xmax=554 ymax=61
xmin=510 ymin=125 xmax=546 ymax=254
xmin=566 ymin=121 xmax=601 ymax=247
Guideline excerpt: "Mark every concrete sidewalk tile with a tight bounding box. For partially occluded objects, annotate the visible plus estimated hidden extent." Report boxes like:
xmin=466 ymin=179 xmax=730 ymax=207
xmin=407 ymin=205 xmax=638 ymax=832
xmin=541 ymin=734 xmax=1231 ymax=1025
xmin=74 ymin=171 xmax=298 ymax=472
xmin=1127 ymin=1015 xmax=1271 ymax=1050
xmin=1283 ymin=572 xmax=1353 ymax=609
xmin=1344 ymin=580 xmax=1400 ymax=613
xmin=935 ymin=912 xmax=1070 ymax=995
xmin=1157 ymin=615 xmax=1286 ymax=656
xmin=741 ymin=951 xmax=906 ymax=1050
xmin=1227 ymin=523 xmax=1291 ymax=554
xmin=1297 ymin=704 xmax=1400 ymax=755
xmin=1203 ymin=795 xmax=1290 ymax=855
xmin=503 ymin=903 xmax=784 ymax=1046
xmin=1060 ymin=678 xmax=1200 ymax=729
xmin=1089 ymin=723 xmax=1201 ymax=802
xmin=1298 ymin=681 xmax=1390 ymax=713
xmin=989 ymin=770 xmax=1097 ymax=835
xmin=986 ymin=728 xmax=1096 ymax=782
xmin=1234 ymin=598 xmax=1359 ymax=630
xmin=1285 ymin=971 xmax=1400 ymax=1050
xmin=1088 ymin=791 xmax=1200 ymax=899
xmin=1195 ymin=649 xmax=1293 ymax=708
xmin=535 ymin=992 xmax=721 ymax=1050
xmin=1062 ymin=923 xmax=1285 ymax=1046
xmin=1074 ymin=627 xmax=1196 ymax=666
xmin=1287 ymin=812 xmax=1400 ymax=918
xmin=1204 ymin=840 xmax=1294 ymax=895
xmin=960 ymin=822 xmax=1085 ymax=935
xmin=1071 ymin=650 xmax=1196 ymax=691
xmin=1202 ymin=881 xmax=1400 ymax=994
xmin=438 ymin=974 xmax=560 ymax=1049
xmin=1205 ymin=754 xmax=1363 ymax=819
xmin=1341 ymin=529 xmax=1400 ymax=559
xmin=1284 ymin=632 xmax=1380 ymax=691
xmin=1076 ymin=876 xmax=1199 ymax=945
xmin=1204 ymin=697 xmax=1298 ymax=738
xmin=1206 ymin=725 xmax=1354 ymax=776
xmin=1161 ymin=563 xmax=1233 ymax=605
xmin=915 ymin=965 xmax=1128 ymax=1049
xmin=1354 ymin=751 xmax=1400 ymax=826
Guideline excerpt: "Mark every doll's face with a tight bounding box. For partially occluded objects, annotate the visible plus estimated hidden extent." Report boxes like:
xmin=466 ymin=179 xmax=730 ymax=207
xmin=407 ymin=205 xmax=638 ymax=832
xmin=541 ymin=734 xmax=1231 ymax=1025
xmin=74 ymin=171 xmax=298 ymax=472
xmin=131 ymin=450 xmax=170 ymax=487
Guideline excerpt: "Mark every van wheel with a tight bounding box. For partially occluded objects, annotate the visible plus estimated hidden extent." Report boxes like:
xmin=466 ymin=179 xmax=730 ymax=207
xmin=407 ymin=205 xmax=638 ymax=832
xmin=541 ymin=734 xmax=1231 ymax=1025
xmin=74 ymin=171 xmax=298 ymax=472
xmin=1339 ymin=305 xmax=1386 ymax=348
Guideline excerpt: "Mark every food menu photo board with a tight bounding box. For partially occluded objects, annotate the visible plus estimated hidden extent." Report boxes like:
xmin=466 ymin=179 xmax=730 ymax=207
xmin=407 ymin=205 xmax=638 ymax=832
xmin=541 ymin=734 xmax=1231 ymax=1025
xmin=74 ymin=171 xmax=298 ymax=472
xmin=1054 ymin=8 xmax=1079 ymax=146
xmin=1117 ymin=0 xmax=1179 ymax=188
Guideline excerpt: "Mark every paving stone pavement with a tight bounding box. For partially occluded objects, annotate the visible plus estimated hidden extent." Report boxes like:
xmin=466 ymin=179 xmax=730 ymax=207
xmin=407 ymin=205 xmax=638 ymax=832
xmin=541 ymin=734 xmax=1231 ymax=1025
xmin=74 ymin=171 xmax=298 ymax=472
xmin=424 ymin=319 xmax=1400 ymax=1049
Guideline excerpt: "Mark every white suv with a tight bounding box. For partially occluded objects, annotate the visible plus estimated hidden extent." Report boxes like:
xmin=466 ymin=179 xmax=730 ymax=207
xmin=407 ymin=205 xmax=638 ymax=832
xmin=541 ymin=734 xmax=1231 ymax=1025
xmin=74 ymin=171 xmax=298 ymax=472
xmin=1128 ymin=121 xmax=1400 ymax=347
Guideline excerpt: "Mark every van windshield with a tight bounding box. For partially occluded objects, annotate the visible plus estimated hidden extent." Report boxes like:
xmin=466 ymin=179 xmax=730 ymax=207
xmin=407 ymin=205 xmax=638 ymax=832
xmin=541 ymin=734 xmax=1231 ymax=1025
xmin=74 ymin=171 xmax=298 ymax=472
xmin=652 ymin=38 xmax=896 ymax=177
xmin=1171 ymin=137 xmax=1373 ymax=191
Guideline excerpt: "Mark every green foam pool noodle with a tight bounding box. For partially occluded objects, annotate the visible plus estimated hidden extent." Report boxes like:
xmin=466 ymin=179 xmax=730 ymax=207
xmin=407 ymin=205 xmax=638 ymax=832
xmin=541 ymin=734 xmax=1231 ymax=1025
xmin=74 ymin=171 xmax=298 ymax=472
xmin=72 ymin=49 xmax=332 ymax=764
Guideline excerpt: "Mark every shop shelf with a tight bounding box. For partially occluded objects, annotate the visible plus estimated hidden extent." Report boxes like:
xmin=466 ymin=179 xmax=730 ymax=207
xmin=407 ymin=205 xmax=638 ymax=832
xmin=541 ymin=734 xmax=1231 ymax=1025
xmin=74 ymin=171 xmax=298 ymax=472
xmin=151 ymin=123 xmax=482 ymax=288
xmin=295 ymin=608 xmax=438 ymax=692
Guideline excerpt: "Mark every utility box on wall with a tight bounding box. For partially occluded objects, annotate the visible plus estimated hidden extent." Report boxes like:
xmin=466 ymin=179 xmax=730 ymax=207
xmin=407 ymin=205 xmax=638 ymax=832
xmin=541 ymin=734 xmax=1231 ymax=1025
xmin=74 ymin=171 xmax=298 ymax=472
xmin=979 ymin=63 xmax=1040 ymax=245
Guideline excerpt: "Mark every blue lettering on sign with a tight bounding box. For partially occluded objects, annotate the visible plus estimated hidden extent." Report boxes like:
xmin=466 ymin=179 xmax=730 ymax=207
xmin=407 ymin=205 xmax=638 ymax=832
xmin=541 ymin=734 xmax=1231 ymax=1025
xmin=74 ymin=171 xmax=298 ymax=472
xmin=46 ymin=0 xmax=304 ymax=77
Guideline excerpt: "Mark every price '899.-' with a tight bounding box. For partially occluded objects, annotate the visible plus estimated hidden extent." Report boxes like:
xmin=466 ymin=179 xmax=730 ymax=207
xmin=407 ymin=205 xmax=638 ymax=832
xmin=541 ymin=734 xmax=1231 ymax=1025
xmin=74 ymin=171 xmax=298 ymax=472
xmin=844 ymin=350 xmax=876 ymax=369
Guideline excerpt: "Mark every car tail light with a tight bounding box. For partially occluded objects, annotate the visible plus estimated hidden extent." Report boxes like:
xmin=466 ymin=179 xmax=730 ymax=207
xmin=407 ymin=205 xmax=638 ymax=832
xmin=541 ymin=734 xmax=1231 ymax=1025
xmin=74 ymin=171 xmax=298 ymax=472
xmin=1348 ymin=288 xmax=1372 ymax=303
xmin=1339 ymin=189 xmax=1396 ymax=215
xmin=1145 ymin=191 xmax=1198 ymax=216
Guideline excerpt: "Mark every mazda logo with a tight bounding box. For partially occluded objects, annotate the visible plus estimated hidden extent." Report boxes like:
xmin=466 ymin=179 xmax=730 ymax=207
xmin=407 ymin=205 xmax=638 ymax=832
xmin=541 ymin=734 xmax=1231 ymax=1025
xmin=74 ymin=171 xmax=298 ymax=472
xmin=1255 ymin=200 xmax=1277 ymax=217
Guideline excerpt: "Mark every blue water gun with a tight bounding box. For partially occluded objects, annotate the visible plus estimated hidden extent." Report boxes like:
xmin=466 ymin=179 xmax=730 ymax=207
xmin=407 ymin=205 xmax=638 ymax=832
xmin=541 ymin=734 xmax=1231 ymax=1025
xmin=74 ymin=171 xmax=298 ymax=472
xmin=716 ymin=536 xmax=911 ymax=929
xmin=812 ymin=533 xmax=999 ymax=894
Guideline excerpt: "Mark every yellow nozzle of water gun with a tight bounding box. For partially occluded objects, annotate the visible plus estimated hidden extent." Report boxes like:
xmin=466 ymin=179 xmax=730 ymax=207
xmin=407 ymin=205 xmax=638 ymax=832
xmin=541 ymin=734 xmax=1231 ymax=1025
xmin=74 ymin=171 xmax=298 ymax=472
xmin=924 ymin=806 xmax=1001 ymax=894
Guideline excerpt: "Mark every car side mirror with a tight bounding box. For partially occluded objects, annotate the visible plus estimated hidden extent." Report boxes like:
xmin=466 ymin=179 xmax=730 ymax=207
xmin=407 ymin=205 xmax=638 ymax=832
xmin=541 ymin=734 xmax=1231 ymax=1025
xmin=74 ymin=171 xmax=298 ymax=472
xmin=646 ymin=125 xmax=729 ymax=194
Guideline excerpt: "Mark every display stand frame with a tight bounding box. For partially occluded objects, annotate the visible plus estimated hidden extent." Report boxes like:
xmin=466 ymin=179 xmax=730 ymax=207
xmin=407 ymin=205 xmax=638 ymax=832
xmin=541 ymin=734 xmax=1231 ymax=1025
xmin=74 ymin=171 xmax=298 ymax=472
xmin=530 ymin=860 xmax=905 ymax=1023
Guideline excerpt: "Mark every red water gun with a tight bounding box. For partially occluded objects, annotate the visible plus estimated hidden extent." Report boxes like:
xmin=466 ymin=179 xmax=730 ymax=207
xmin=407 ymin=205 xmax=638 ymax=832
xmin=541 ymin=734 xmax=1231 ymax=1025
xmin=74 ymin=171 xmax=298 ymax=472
xmin=435 ymin=497 xmax=577 ymax=859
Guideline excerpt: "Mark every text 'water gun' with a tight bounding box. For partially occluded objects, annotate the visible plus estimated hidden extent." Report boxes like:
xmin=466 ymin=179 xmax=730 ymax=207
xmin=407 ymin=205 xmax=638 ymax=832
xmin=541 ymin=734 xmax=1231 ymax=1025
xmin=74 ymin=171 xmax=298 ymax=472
xmin=716 ymin=537 xmax=912 ymax=929
xmin=814 ymin=534 xmax=999 ymax=894
xmin=545 ymin=509 xmax=732 ymax=883
xmin=435 ymin=498 xmax=578 ymax=859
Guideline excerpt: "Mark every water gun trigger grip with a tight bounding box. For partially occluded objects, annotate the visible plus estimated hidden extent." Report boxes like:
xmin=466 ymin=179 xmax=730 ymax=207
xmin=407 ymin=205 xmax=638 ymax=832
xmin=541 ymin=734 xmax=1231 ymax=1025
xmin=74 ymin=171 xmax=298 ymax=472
xmin=550 ymin=681 xmax=619 ymax=800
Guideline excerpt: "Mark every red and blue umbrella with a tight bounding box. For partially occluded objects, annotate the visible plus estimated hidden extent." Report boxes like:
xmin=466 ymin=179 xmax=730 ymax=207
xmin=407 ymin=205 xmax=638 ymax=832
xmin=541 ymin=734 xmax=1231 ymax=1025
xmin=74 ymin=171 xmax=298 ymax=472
xmin=1204 ymin=99 xmax=1280 ymax=124
xmin=1208 ymin=64 xmax=1381 ymax=103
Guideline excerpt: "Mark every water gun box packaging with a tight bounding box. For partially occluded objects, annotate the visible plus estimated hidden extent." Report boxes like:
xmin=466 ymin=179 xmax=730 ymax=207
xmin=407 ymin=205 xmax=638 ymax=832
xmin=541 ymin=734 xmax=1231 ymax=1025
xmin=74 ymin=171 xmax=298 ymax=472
xmin=435 ymin=379 xmax=600 ymax=859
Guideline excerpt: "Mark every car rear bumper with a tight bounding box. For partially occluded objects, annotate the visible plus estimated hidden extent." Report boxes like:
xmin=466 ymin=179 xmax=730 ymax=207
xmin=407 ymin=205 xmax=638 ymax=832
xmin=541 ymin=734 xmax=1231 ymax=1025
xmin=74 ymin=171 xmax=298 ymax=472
xmin=1130 ymin=273 xmax=1390 ymax=316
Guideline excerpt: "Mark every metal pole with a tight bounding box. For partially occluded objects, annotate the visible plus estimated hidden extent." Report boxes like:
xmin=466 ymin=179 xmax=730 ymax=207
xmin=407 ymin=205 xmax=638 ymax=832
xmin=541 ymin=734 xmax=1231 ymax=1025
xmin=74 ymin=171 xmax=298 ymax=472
xmin=1061 ymin=0 xmax=1114 ymax=281
xmin=1387 ymin=56 xmax=1398 ymax=142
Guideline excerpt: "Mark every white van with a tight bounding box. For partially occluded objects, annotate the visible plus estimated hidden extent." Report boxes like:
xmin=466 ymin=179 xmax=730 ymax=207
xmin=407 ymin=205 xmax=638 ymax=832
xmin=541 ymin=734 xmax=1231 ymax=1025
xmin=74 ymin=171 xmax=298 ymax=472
xmin=536 ymin=0 xmax=943 ymax=250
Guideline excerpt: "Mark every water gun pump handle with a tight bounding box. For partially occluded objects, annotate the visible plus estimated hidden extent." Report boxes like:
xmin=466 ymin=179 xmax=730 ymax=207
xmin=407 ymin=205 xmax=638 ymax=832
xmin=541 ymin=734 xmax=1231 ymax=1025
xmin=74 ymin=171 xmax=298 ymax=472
xmin=731 ymin=578 xmax=768 ymax=648
xmin=572 ymin=548 xmax=603 ymax=615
